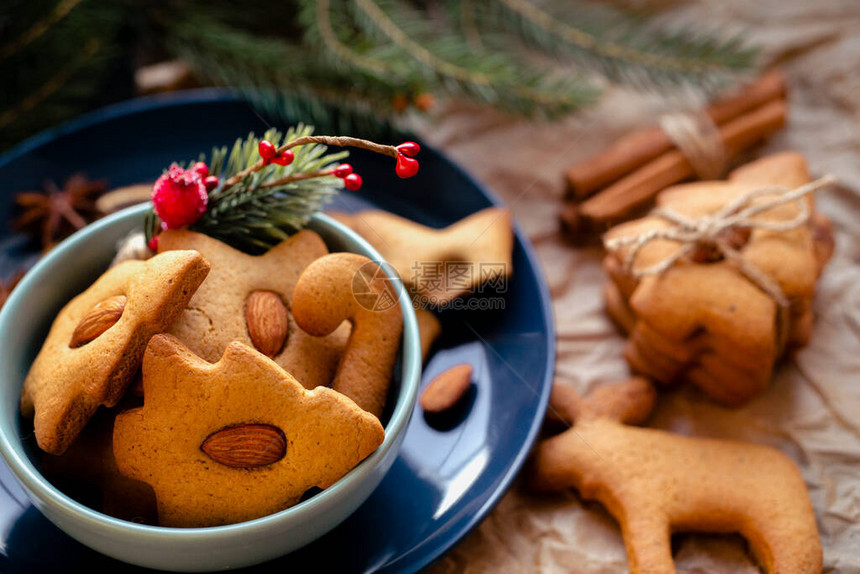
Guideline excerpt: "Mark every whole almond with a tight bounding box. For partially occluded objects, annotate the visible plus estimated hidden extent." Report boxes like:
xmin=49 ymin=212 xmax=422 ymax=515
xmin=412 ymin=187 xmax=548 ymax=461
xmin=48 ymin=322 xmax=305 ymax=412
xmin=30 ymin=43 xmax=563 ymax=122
xmin=69 ymin=295 xmax=127 ymax=348
xmin=201 ymin=423 xmax=287 ymax=468
xmin=245 ymin=290 xmax=288 ymax=358
xmin=420 ymin=364 xmax=473 ymax=414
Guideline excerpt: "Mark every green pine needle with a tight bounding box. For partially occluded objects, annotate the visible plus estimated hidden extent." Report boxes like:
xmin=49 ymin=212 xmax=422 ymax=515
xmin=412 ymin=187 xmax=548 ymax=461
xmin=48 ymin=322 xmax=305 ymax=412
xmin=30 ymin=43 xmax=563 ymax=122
xmin=332 ymin=0 xmax=599 ymax=116
xmin=2 ymin=1 xmax=760 ymax=149
xmin=146 ymin=126 xmax=348 ymax=254
xmin=0 ymin=0 xmax=122 ymax=150
xmin=480 ymin=0 xmax=757 ymax=92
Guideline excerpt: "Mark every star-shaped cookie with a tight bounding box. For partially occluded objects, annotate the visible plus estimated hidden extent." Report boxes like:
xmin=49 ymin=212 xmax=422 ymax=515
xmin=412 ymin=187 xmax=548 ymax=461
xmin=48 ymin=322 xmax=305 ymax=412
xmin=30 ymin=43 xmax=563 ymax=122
xmin=21 ymin=250 xmax=210 ymax=454
xmin=157 ymin=229 xmax=350 ymax=389
xmin=330 ymin=208 xmax=514 ymax=305
xmin=113 ymin=335 xmax=385 ymax=527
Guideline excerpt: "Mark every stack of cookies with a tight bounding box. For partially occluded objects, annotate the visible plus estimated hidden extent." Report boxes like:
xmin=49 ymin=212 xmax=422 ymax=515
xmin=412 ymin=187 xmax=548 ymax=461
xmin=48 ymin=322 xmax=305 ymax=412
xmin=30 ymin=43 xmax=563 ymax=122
xmin=603 ymin=152 xmax=835 ymax=405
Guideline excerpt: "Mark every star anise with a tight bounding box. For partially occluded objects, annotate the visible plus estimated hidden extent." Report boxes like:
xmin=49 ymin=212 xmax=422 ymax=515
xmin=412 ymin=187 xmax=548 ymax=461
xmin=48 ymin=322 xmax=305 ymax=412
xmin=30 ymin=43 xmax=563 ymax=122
xmin=14 ymin=174 xmax=107 ymax=250
xmin=0 ymin=270 xmax=25 ymax=312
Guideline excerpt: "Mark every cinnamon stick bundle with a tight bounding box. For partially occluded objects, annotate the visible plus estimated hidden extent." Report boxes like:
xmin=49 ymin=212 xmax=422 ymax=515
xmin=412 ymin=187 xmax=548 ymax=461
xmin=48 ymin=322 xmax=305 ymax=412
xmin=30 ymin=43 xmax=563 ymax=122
xmin=560 ymin=70 xmax=789 ymax=238
xmin=566 ymin=70 xmax=786 ymax=200
xmin=561 ymin=99 xmax=787 ymax=236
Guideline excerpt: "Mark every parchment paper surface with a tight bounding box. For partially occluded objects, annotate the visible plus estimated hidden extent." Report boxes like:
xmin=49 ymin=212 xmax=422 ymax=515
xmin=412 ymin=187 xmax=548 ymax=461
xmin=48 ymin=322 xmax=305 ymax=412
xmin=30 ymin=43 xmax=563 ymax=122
xmin=419 ymin=1 xmax=860 ymax=571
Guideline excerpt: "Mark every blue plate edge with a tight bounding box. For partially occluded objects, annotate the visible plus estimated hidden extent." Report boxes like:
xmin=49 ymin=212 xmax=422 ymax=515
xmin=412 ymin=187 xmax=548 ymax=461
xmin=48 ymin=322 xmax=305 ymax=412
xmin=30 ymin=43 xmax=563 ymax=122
xmin=0 ymin=88 xmax=240 ymax=171
xmin=0 ymin=89 xmax=557 ymax=573
xmin=377 ymin=130 xmax=556 ymax=574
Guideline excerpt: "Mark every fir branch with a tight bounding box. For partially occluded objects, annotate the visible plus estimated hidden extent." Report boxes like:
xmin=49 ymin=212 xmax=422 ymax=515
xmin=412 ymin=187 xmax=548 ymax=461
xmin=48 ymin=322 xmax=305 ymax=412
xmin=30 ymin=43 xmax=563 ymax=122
xmin=0 ymin=1 xmax=759 ymax=149
xmin=164 ymin=13 xmax=402 ymax=137
xmin=185 ymin=126 xmax=349 ymax=253
xmin=0 ymin=38 xmax=101 ymax=129
xmin=483 ymin=0 xmax=757 ymax=91
xmin=346 ymin=0 xmax=597 ymax=116
xmin=0 ymin=0 xmax=84 ymax=60
xmin=459 ymin=0 xmax=486 ymax=51
xmin=0 ymin=0 xmax=123 ymax=149
xmin=310 ymin=0 xmax=397 ymax=80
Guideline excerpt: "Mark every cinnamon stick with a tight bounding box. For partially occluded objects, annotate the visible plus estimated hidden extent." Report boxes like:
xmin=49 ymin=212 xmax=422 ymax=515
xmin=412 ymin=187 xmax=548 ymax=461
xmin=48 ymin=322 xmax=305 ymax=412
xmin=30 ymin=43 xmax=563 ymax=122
xmin=562 ymin=99 xmax=787 ymax=234
xmin=566 ymin=70 xmax=786 ymax=200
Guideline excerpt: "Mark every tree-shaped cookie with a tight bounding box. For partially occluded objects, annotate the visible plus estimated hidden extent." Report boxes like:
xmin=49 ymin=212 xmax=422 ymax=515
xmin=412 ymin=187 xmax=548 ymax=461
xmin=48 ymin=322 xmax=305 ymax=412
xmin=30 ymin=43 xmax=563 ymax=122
xmin=21 ymin=250 xmax=210 ymax=454
xmin=330 ymin=208 xmax=513 ymax=305
xmin=157 ymin=229 xmax=349 ymax=389
xmin=530 ymin=377 xmax=822 ymax=573
xmin=113 ymin=335 xmax=385 ymax=527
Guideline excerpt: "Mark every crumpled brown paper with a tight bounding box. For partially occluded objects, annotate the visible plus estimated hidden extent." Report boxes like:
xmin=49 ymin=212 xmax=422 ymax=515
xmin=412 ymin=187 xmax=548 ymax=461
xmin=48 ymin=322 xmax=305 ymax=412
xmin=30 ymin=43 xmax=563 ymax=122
xmin=419 ymin=1 xmax=860 ymax=571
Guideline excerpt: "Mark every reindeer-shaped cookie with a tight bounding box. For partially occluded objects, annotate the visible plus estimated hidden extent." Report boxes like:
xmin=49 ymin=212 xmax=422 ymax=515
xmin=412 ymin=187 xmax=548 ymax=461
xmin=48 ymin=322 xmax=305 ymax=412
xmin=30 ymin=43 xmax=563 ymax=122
xmin=530 ymin=377 xmax=821 ymax=574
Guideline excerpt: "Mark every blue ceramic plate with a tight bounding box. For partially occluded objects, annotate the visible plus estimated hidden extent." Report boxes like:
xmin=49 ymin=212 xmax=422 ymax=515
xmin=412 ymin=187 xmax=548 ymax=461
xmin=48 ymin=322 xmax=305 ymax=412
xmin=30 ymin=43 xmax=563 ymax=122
xmin=0 ymin=90 xmax=554 ymax=573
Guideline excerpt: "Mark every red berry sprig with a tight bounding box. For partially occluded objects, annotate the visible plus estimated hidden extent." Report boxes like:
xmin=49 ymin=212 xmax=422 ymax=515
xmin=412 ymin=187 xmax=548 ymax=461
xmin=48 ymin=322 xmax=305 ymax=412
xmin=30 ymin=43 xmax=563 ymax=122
xmin=193 ymin=161 xmax=221 ymax=191
xmin=331 ymin=163 xmax=362 ymax=190
xmin=394 ymin=141 xmax=420 ymax=179
xmin=344 ymin=173 xmax=363 ymax=191
xmin=258 ymin=140 xmax=294 ymax=167
xmin=224 ymin=136 xmax=421 ymax=190
xmin=395 ymin=154 xmax=419 ymax=179
xmin=333 ymin=163 xmax=353 ymax=178
xmin=258 ymin=140 xmax=276 ymax=161
xmin=148 ymin=133 xmax=422 ymax=248
xmin=396 ymin=142 xmax=420 ymax=157
xmin=258 ymin=162 xmax=364 ymax=191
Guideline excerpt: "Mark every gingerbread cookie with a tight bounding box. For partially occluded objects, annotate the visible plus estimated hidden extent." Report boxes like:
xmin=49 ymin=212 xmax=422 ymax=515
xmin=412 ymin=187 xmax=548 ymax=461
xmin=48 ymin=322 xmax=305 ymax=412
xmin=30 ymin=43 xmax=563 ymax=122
xmin=292 ymin=253 xmax=403 ymax=418
xmin=530 ymin=378 xmax=822 ymax=574
xmin=330 ymin=208 xmax=514 ymax=305
xmin=21 ymin=250 xmax=210 ymax=454
xmin=157 ymin=229 xmax=350 ymax=390
xmin=603 ymin=153 xmax=834 ymax=405
xmin=113 ymin=335 xmax=385 ymax=528
xmin=415 ymin=308 xmax=441 ymax=362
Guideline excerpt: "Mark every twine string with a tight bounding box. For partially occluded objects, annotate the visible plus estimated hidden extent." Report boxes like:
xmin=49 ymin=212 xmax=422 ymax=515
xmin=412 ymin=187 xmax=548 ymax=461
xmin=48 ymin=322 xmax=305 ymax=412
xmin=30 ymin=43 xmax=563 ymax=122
xmin=604 ymin=176 xmax=836 ymax=309
xmin=659 ymin=111 xmax=728 ymax=180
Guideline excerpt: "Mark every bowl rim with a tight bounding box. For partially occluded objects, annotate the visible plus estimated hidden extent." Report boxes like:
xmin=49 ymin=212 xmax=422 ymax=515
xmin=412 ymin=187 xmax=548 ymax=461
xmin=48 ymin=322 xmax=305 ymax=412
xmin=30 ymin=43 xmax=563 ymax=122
xmin=0 ymin=202 xmax=422 ymax=539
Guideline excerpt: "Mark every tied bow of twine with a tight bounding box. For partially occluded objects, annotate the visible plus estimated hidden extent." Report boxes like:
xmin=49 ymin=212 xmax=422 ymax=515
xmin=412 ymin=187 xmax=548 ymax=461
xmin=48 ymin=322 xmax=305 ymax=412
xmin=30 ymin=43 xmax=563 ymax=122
xmin=659 ymin=111 xmax=728 ymax=181
xmin=603 ymin=175 xmax=835 ymax=309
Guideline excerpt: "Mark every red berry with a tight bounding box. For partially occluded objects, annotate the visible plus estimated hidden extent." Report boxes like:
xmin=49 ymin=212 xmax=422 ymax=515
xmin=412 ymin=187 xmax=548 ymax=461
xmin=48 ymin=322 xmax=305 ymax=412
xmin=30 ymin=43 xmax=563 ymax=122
xmin=192 ymin=161 xmax=209 ymax=178
xmin=395 ymin=154 xmax=419 ymax=178
xmin=272 ymin=150 xmax=294 ymax=166
xmin=396 ymin=142 xmax=420 ymax=157
xmin=151 ymin=165 xmax=209 ymax=229
xmin=258 ymin=140 xmax=277 ymax=160
xmin=204 ymin=176 xmax=219 ymax=191
xmin=344 ymin=173 xmax=363 ymax=191
xmin=333 ymin=163 xmax=353 ymax=178
xmin=147 ymin=235 xmax=159 ymax=252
